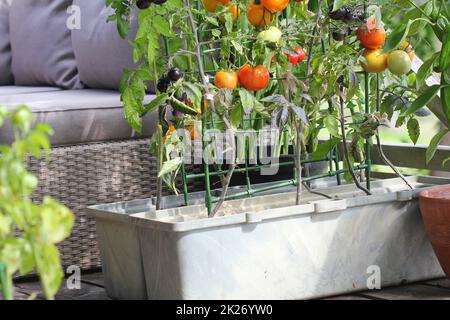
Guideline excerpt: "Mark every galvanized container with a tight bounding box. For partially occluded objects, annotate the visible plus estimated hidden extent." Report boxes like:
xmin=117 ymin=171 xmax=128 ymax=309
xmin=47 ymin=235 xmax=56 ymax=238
xmin=88 ymin=176 xmax=448 ymax=300
xmin=87 ymin=181 xmax=300 ymax=300
xmin=87 ymin=199 xmax=151 ymax=300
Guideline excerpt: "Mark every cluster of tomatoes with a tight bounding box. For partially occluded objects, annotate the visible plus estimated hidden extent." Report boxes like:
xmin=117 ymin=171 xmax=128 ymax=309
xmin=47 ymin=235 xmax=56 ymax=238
xmin=329 ymin=6 xmax=366 ymax=24
xmin=157 ymin=67 xmax=184 ymax=93
xmin=213 ymin=65 xmax=269 ymax=91
xmin=357 ymin=18 xmax=413 ymax=75
xmin=203 ymin=0 xmax=294 ymax=28
xmin=209 ymin=1 xmax=307 ymax=92
xmin=214 ymin=47 xmax=306 ymax=92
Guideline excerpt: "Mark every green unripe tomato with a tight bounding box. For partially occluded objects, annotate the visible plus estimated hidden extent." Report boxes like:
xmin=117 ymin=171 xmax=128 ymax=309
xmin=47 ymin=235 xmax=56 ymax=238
xmin=258 ymin=26 xmax=282 ymax=43
xmin=387 ymin=50 xmax=412 ymax=75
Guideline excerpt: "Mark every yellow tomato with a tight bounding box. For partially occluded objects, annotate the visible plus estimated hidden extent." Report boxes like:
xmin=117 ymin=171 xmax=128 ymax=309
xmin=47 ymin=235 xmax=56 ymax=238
xmin=361 ymin=49 xmax=387 ymax=73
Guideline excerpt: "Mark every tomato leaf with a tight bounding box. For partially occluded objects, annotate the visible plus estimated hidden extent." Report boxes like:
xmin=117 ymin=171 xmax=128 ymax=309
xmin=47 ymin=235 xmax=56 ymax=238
xmin=261 ymin=94 xmax=288 ymax=106
xmin=116 ymin=16 xmax=129 ymax=39
xmin=439 ymin=26 xmax=450 ymax=72
xmin=142 ymin=93 xmax=168 ymax=116
xmin=122 ymin=87 xmax=143 ymax=132
xmin=332 ymin=0 xmax=349 ymax=11
xmin=147 ymin=32 xmax=160 ymax=67
xmin=158 ymin=157 xmax=183 ymax=178
xmin=403 ymin=85 xmax=441 ymax=117
xmin=426 ymin=129 xmax=450 ymax=164
xmin=324 ymin=115 xmax=339 ymax=137
xmin=182 ymin=82 xmax=202 ymax=109
xmin=407 ymin=117 xmax=420 ymax=145
xmin=290 ymin=105 xmax=310 ymax=126
xmin=239 ymin=89 xmax=256 ymax=114
xmin=231 ymin=40 xmax=244 ymax=56
xmin=383 ymin=18 xmax=431 ymax=53
xmin=416 ymin=53 xmax=439 ymax=88
xmin=152 ymin=15 xmax=175 ymax=38
xmin=312 ymin=137 xmax=341 ymax=160
xmin=230 ymin=104 xmax=243 ymax=129
xmin=383 ymin=24 xmax=407 ymax=53
xmin=442 ymin=80 xmax=450 ymax=125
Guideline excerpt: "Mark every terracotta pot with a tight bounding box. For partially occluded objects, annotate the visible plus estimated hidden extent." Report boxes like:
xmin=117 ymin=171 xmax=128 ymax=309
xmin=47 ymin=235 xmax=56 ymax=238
xmin=419 ymin=185 xmax=450 ymax=277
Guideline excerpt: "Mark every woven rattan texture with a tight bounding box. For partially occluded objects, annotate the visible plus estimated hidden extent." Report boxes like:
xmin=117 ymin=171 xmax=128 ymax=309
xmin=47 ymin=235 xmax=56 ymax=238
xmin=26 ymin=139 xmax=157 ymax=270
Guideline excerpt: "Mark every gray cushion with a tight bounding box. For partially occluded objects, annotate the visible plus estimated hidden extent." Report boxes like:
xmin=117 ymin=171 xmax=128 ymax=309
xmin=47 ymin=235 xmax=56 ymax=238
xmin=0 ymin=89 xmax=156 ymax=145
xmin=0 ymin=0 xmax=13 ymax=85
xmin=9 ymin=0 xmax=83 ymax=89
xmin=0 ymin=85 xmax=61 ymax=96
xmin=71 ymin=0 xmax=140 ymax=90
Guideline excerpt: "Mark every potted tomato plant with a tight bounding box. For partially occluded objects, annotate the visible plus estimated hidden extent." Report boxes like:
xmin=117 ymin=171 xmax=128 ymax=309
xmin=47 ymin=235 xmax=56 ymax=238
xmin=89 ymin=0 xmax=449 ymax=299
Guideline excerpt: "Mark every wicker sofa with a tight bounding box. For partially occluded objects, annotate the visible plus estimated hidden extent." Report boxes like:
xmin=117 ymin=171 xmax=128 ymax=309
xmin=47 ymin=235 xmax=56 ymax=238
xmin=0 ymin=0 xmax=161 ymax=271
xmin=0 ymin=87 xmax=159 ymax=271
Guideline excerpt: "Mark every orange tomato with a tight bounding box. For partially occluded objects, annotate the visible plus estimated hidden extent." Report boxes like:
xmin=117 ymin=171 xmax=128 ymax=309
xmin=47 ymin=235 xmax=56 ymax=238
xmin=162 ymin=126 xmax=176 ymax=143
xmin=357 ymin=25 xmax=386 ymax=49
xmin=219 ymin=3 xmax=240 ymax=23
xmin=202 ymin=0 xmax=231 ymax=12
xmin=185 ymin=120 xmax=202 ymax=140
xmin=247 ymin=1 xmax=272 ymax=28
xmin=237 ymin=64 xmax=270 ymax=91
xmin=214 ymin=70 xmax=238 ymax=90
xmin=261 ymin=0 xmax=289 ymax=13
xmin=202 ymin=100 xmax=208 ymax=113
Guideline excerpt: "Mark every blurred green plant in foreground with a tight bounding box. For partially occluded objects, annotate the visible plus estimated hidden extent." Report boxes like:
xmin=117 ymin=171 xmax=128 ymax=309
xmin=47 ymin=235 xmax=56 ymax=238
xmin=0 ymin=106 xmax=74 ymax=300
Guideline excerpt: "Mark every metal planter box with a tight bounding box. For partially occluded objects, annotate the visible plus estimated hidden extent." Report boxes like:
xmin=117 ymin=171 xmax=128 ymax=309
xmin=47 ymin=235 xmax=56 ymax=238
xmin=87 ymin=181 xmax=299 ymax=300
xmin=88 ymin=176 xmax=448 ymax=300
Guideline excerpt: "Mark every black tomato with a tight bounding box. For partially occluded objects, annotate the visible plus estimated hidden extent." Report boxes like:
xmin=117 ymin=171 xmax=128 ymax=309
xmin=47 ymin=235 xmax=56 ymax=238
xmin=157 ymin=77 xmax=171 ymax=93
xmin=329 ymin=7 xmax=348 ymax=20
xmin=168 ymin=67 xmax=183 ymax=82
xmin=136 ymin=0 xmax=152 ymax=10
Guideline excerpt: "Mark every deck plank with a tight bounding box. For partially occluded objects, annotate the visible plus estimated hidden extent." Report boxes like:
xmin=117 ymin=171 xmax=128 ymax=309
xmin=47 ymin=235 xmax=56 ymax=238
xmin=0 ymin=287 xmax=36 ymax=300
xmin=15 ymin=279 xmax=106 ymax=300
xmin=80 ymin=272 xmax=105 ymax=287
xmin=7 ymin=272 xmax=449 ymax=300
xmin=422 ymin=278 xmax=450 ymax=290
xmin=323 ymin=295 xmax=371 ymax=300
xmin=358 ymin=284 xmax=450 ymax=300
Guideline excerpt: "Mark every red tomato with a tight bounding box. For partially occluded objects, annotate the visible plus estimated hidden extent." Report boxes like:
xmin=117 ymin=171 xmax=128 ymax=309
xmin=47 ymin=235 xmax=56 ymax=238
xmin=357 ymin=26 xmax=386 ymax=49
xmin=285 ymin=47 xmax=306 ymax=65
xmin=237 ymin=64 xmax=270 ymax=91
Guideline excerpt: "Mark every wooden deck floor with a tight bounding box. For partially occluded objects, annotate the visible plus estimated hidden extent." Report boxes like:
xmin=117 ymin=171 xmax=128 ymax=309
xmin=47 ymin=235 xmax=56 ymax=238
xmin=7 ymin=271 xmax=450 ymax=300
